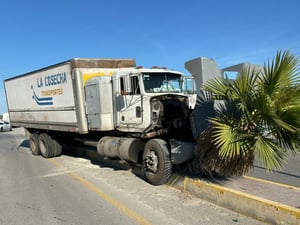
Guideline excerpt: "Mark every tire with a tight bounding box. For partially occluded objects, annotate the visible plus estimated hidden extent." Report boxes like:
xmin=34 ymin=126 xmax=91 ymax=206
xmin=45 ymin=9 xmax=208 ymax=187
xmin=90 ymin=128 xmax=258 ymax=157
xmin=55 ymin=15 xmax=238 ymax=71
xmin=53 ymin=138 xmax=62 ymax=156
xmin=142 ymin=139 xmax=172 ymax=185
xmin=29 ymin=133 xmax=40 ymax=155
xmin=39 ymin=133 xmax=55 ymax=158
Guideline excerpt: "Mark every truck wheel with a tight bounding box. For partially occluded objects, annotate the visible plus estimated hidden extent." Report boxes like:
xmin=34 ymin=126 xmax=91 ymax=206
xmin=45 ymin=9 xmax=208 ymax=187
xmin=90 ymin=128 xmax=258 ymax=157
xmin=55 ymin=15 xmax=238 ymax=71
xmin=29 ymin=133 xmax=40 ymax=155
xmin=142 ymin=139 xmax=172 ymax=185
xmin=39 ymin=133 xmax=55 ymax=158
xmin=53 ymin=138 xmax=62 ymax=156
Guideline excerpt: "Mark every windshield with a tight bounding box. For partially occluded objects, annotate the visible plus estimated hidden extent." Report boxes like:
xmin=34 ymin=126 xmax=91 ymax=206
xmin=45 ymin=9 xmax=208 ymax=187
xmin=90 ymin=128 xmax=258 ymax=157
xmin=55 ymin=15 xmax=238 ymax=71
xmin=142 ymin=73 xmax=182 ymax=93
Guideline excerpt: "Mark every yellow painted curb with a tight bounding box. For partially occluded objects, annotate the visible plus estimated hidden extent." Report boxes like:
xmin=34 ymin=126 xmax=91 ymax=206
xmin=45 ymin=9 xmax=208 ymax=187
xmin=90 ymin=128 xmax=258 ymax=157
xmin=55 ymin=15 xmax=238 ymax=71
xmin=244 ymin=175 xmax=300 ymax=192
xmin=180 ymin=177 xmax=300 ymax=225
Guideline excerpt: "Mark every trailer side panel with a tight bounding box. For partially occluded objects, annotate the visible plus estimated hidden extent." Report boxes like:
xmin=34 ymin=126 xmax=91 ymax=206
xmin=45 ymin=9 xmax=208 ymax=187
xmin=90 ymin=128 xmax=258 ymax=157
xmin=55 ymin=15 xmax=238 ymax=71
xmin=4 ymin=62 xmax=79 ymax=132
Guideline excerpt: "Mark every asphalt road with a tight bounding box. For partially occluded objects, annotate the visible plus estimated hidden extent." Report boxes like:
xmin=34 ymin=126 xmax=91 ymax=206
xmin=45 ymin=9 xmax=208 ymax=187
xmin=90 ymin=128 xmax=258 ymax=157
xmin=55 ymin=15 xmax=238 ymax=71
xmin=0 ymin=128 xmax=266 ymax=225
xmin=247 ymin=151 xmax=300 ymax=188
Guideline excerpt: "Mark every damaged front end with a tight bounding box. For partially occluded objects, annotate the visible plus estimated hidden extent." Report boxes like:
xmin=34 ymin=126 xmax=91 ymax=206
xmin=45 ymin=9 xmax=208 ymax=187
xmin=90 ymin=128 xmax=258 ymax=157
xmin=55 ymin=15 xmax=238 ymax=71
xmin=148 ymin=95 xmax=194 ymax=141
xmin=143 ymin=95 xmax=196 ymax=164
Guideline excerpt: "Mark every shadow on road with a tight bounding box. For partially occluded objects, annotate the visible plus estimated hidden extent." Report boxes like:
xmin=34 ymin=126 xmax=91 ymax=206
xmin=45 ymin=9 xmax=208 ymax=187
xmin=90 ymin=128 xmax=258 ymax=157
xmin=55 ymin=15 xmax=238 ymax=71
xmin=62 ymin=145 xmax=145 ymax=180
xmin=16 ymin=138 xmax=232 ymax=185
xmin=18 ymin=139 xmax=30 ymax=149
xmin=60 ymin=144 xmax=231 ymax=186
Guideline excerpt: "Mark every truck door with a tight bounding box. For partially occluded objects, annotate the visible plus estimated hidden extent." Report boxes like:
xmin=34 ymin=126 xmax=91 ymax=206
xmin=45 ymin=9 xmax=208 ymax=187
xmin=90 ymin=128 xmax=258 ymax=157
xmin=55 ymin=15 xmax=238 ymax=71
xmin=116 ymin=75 xmax=143 ymax=127
xmin=182 ymin=76 xmax=197 ymax=109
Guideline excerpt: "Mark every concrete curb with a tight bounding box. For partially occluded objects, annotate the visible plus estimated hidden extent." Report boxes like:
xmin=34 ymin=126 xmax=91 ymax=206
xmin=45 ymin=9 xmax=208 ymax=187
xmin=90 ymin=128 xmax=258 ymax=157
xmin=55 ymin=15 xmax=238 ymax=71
xmin=174 ymin=177 xmax=300 ymax=225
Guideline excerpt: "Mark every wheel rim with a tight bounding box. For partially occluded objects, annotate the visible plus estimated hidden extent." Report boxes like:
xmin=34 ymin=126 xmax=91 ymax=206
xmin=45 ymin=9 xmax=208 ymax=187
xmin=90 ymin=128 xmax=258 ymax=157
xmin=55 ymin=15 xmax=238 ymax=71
xmin=143 ymin=150 xmax=159 ymax=173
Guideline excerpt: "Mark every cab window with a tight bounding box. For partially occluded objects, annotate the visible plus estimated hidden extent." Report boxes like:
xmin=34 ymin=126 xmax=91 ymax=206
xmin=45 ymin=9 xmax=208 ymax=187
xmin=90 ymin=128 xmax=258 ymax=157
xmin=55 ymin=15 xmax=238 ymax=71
xmin=120 ymin=75 xmax=140 ymax=95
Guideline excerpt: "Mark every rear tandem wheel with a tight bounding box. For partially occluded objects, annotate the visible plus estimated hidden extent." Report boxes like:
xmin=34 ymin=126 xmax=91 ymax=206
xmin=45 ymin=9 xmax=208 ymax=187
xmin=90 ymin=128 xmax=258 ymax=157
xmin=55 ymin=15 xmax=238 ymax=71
xmin=29 ymin=133 xmax=40 ymax=155
xmin=38 ymin=133 xmax=62 ymax=158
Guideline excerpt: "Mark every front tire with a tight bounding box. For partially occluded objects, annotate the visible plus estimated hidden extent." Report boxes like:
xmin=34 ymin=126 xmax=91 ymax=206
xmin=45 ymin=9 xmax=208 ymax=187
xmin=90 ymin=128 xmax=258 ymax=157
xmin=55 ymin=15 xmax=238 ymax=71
xmin=142 ymin=139 xmax=172 ymax=185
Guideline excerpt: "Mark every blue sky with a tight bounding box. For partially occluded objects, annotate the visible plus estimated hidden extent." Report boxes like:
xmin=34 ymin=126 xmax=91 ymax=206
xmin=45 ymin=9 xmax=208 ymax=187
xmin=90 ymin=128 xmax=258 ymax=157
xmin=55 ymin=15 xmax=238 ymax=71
xmin=1 ymin=0 xmax=299 ymax=114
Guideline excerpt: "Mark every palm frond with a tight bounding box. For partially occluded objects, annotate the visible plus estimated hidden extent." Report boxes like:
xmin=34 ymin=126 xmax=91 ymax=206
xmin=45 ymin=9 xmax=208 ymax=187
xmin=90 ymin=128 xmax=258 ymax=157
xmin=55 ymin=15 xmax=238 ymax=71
xmin=254 ymin=135 xmax=287 ymax=170
xmin=189 ymin=127 xmax=254 ymax=177
xmin=262 ymin=50 xmax=300 ymax=95
xmin=231 ymin=66 xmax=259 ymax=101
xmin=204 ymin=77 xmax=232 ymax=100
xmin=209 ymin=118 xmax=252 ymax=159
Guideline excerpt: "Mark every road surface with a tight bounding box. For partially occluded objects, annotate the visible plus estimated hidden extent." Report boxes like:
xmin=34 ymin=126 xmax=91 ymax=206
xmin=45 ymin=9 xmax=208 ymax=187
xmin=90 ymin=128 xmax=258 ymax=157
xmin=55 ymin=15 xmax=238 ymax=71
xmin=247 ymin=151 xmax=300 ymax=188
xmin=0 ymin=128 xmax=266 ymax=225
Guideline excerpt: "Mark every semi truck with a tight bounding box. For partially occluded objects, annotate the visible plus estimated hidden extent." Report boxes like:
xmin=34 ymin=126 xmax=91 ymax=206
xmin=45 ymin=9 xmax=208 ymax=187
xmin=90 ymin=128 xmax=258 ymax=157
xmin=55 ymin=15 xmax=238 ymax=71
xmin=4 ymin=56 xmax=229 ymax=184
xmin=4 ymin=58 xmax=204 ymax=185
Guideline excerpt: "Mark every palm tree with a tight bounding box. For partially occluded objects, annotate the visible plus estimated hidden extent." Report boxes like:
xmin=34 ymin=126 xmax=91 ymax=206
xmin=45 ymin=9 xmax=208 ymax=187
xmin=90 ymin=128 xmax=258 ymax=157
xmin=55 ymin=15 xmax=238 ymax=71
xmin=189 ymin=50 xmax=300 ymax=177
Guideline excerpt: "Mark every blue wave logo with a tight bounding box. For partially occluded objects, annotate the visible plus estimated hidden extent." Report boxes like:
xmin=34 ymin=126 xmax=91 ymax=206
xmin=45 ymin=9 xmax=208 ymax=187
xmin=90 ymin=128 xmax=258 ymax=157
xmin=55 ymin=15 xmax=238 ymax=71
xmin=31 ymin=85 xmax=53 ymax=105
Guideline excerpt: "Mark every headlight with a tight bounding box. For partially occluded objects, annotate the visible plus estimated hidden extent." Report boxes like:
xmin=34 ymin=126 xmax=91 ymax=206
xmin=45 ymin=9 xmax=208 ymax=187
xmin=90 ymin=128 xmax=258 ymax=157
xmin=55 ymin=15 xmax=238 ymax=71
xmin=151 ymin=101 xmax=162 ymax=123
